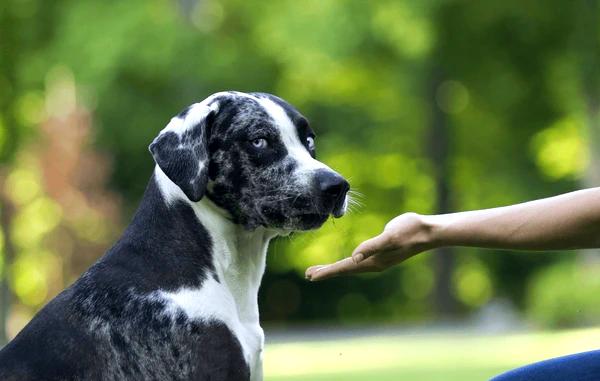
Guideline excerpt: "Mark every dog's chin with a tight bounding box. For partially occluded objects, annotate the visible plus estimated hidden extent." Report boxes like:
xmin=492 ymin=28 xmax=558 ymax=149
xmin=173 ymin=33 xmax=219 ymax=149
xmin=294 ymin=213 xmax=331 ymax=231
xmin=284 ymin=203 xmax=348 ymax=231
xmin=251 ymin=200 xmax=348 ymax=232
xmin=265 ymin=213 xmax=331 ymax=232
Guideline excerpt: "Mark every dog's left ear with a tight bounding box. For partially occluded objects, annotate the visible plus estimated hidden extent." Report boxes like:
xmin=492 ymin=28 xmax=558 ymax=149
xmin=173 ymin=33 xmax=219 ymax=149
xmin=149 ymin=103 xmax=217 ymax=202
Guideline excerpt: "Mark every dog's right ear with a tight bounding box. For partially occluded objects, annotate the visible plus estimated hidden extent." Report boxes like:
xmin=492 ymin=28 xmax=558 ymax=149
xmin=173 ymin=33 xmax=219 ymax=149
xmin=149 ymin=102 xmax=218 ymax=202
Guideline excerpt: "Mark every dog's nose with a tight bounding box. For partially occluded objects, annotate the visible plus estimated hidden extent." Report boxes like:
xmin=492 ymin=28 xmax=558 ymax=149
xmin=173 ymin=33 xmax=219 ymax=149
xmin=315 ymin=170 xmax=350 ymax=203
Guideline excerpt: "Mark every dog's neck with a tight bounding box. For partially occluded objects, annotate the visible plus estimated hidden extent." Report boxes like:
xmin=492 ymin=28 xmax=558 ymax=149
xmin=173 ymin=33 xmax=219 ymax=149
xmin=153 ymin=166 xmax=279 ymax=322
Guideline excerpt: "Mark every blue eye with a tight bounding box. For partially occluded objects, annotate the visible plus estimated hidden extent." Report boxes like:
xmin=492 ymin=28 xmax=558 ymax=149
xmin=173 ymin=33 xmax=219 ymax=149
xmin=251 ymin=138 xmax=268 ymax=149
xmin=306 ymin=136 xmax=315 ymax=151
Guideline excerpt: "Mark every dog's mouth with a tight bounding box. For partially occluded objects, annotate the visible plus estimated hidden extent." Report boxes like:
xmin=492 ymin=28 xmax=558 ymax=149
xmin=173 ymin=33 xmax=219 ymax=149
xmin=292 ymin=199 xmax=347 ymax=230
xmin=292 ymin=213 xmax=331 ymax=230
xmin=257 ymin=191 xmax=349 ymax=231
xmin=331 ymin=193 xmax=348 ymax=218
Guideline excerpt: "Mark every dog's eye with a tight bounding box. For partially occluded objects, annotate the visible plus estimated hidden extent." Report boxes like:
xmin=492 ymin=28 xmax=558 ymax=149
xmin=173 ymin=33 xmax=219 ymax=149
xmin=306 ymin=136 xmax=315 ymax=151
xmin=251 ymin=138 xmax=268 ymax=149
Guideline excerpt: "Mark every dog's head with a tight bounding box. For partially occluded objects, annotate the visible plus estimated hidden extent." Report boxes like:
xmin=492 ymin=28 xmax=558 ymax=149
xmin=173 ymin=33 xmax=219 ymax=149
xmin=150 ymin=91 xmax=349 ymax=231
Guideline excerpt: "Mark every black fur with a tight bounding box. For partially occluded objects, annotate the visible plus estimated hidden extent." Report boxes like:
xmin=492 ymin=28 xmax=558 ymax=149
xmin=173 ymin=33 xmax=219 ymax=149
xmin=0 ymin=178 xmax=248 ymax=380
xmin=149 ymin=112 xmax=213 ymax=202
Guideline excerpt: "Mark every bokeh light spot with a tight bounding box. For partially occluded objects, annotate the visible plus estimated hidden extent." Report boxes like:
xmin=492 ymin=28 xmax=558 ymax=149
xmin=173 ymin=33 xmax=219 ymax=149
xmin=531 ymin=117 xmax=588 ymax=180
xmin=453 ymin=259 xmax=493 ymax=308
xmin=5 ymin=168 xmax=42 ymax=206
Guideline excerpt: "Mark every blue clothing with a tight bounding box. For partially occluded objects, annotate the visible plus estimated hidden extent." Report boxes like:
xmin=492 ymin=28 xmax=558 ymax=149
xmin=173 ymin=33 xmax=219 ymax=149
xmin=491 ymin=350 xmax=600 ymax=381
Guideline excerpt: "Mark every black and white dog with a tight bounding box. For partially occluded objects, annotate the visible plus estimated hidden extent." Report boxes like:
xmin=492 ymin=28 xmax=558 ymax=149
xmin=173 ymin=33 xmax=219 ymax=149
xmin=0 ymin=91 xmax=349 ymax=381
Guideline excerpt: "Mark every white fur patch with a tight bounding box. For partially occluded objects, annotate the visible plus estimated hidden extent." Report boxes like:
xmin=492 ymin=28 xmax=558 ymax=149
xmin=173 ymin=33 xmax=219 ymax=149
xmin=158 ymin=277 xmax=264 ymax=381
xmin=254 ymin=96 xmax=332 ymax=183
xmin=154 ymin=167 xmax=268 ymax=381
xmin=159 ymin=278 xmax=235 ymax=322
xmin=253 ymin=95 xmax=348 ymax=212
xmin=154 ymin=165 xmax=184 ymax=204
xmin=158 ymin=93 xmax=224 ymax=138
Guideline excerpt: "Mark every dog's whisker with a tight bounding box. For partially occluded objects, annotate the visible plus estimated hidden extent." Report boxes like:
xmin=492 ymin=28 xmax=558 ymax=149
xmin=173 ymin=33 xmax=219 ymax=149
xmin=348 ymin=190 xmax=365 ymax=199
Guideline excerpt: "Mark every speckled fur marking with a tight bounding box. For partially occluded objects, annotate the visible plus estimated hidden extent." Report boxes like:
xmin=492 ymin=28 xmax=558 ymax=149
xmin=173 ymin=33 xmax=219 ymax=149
xmin=206 ymin=92 xmax=336 ymax=230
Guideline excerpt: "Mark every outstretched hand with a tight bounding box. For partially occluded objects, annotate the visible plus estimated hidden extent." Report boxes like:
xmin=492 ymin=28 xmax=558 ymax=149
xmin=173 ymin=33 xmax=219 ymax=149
xmin=305 ymin=213 xmax=436 ymax=281
xmin=306 ymin=188 xmax=600 ymax=281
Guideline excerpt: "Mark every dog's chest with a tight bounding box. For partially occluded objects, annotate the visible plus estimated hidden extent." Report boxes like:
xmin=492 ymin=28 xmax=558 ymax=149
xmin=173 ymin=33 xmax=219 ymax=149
xmin=160 ymin=276 xmax=264 ymax=378
xmin=154 ymin=196 xmax=272 ymax=380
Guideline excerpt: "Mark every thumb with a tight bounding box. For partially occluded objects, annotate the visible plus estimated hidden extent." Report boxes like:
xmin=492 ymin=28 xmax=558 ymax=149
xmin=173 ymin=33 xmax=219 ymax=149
xmin=351 ymin=233 xmax=390 ymax=263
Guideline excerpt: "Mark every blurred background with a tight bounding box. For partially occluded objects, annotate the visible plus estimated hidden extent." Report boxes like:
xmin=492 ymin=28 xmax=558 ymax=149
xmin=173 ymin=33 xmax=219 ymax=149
xmin=1 ymin=0 xmax=600 ymax=379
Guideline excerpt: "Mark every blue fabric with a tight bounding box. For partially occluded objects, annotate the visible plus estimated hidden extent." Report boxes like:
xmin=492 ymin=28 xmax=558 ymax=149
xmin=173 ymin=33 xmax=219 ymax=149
xmin=491 ymin=350 xmax=600 ymax=381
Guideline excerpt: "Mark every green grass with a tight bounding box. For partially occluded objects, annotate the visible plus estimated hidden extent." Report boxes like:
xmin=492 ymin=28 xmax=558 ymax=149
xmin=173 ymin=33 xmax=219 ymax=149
xmin=264 ymin=327 xmax=600 ymax=381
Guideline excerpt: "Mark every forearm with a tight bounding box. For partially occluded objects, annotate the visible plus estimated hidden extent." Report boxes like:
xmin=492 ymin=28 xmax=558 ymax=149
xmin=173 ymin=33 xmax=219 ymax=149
xmin=426 ymin=188 xmax=600 ymax=251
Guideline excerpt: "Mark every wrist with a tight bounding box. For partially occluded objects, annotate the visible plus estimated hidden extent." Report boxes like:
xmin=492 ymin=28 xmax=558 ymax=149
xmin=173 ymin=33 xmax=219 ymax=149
xmin=420 ymin=214 xmax=449 ymax=249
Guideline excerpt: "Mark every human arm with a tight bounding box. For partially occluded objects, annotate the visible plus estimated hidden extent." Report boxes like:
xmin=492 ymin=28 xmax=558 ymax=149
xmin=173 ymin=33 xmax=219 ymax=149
xmin=305 ymin=188 xmax=600 ymax=281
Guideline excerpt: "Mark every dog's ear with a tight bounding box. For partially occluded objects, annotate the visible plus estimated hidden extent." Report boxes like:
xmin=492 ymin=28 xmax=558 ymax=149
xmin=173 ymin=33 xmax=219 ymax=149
xmin=149 ymin=103 xmax=217 ymax=202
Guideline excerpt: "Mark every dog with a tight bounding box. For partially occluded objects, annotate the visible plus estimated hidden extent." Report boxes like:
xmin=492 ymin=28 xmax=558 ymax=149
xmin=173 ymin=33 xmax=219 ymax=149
xmin=0 ymin=91 xmax=349 ymax=381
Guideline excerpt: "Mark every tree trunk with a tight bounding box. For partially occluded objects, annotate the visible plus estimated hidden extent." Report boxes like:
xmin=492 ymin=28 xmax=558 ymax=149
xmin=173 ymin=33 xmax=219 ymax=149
xmin=576 ymin=0 xmax=600 ymax=268
xmin=578 ymin=0 xmax=600 ymax=188
xmin=428 ymin=67 xmax=459 ymax=317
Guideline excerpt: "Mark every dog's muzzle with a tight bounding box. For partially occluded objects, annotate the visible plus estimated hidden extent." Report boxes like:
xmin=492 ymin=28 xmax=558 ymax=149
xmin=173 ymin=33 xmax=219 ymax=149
xmin=314 ymin=169 xmax=350 ymax=218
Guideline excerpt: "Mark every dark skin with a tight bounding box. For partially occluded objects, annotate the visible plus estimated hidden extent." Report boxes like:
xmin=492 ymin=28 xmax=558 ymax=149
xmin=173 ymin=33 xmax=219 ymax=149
xmin=306 ymin=188 xmax=600 ymax=281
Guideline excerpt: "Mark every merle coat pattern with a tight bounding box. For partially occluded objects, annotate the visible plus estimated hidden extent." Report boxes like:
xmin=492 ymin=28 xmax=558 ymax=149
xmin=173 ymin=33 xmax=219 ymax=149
xmin=0 ymin=91 xmax=350 ymax=381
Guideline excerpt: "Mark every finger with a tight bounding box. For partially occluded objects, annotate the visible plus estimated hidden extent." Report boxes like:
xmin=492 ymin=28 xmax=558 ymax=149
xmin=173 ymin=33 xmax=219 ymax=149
xmin=309 ymin=258 xmax=355 ymax=281
xmin=352 ymin=233 xmax=390 ymax=263
xmin=309 ymin=257 xmax=373 ymax=281
xmin=305 ymin=265 xmax=327 ymax=280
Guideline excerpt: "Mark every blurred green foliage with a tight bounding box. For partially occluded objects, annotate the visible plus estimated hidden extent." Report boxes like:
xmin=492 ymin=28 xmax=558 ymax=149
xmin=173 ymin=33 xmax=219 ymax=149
xmin=0 ymin=0 xmax=599 ymax=334
xmin=527 ymin=260 xmax=600 ymax=328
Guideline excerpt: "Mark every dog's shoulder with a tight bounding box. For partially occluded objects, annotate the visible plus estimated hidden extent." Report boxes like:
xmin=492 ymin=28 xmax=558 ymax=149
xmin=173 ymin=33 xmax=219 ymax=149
xmin=0 ymin=175 xmax=252 ymax=380
xmin=82 ymin=262 xmax=251 ymax=380
xmin=0 ymin=261 xmax=250 ymax=381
